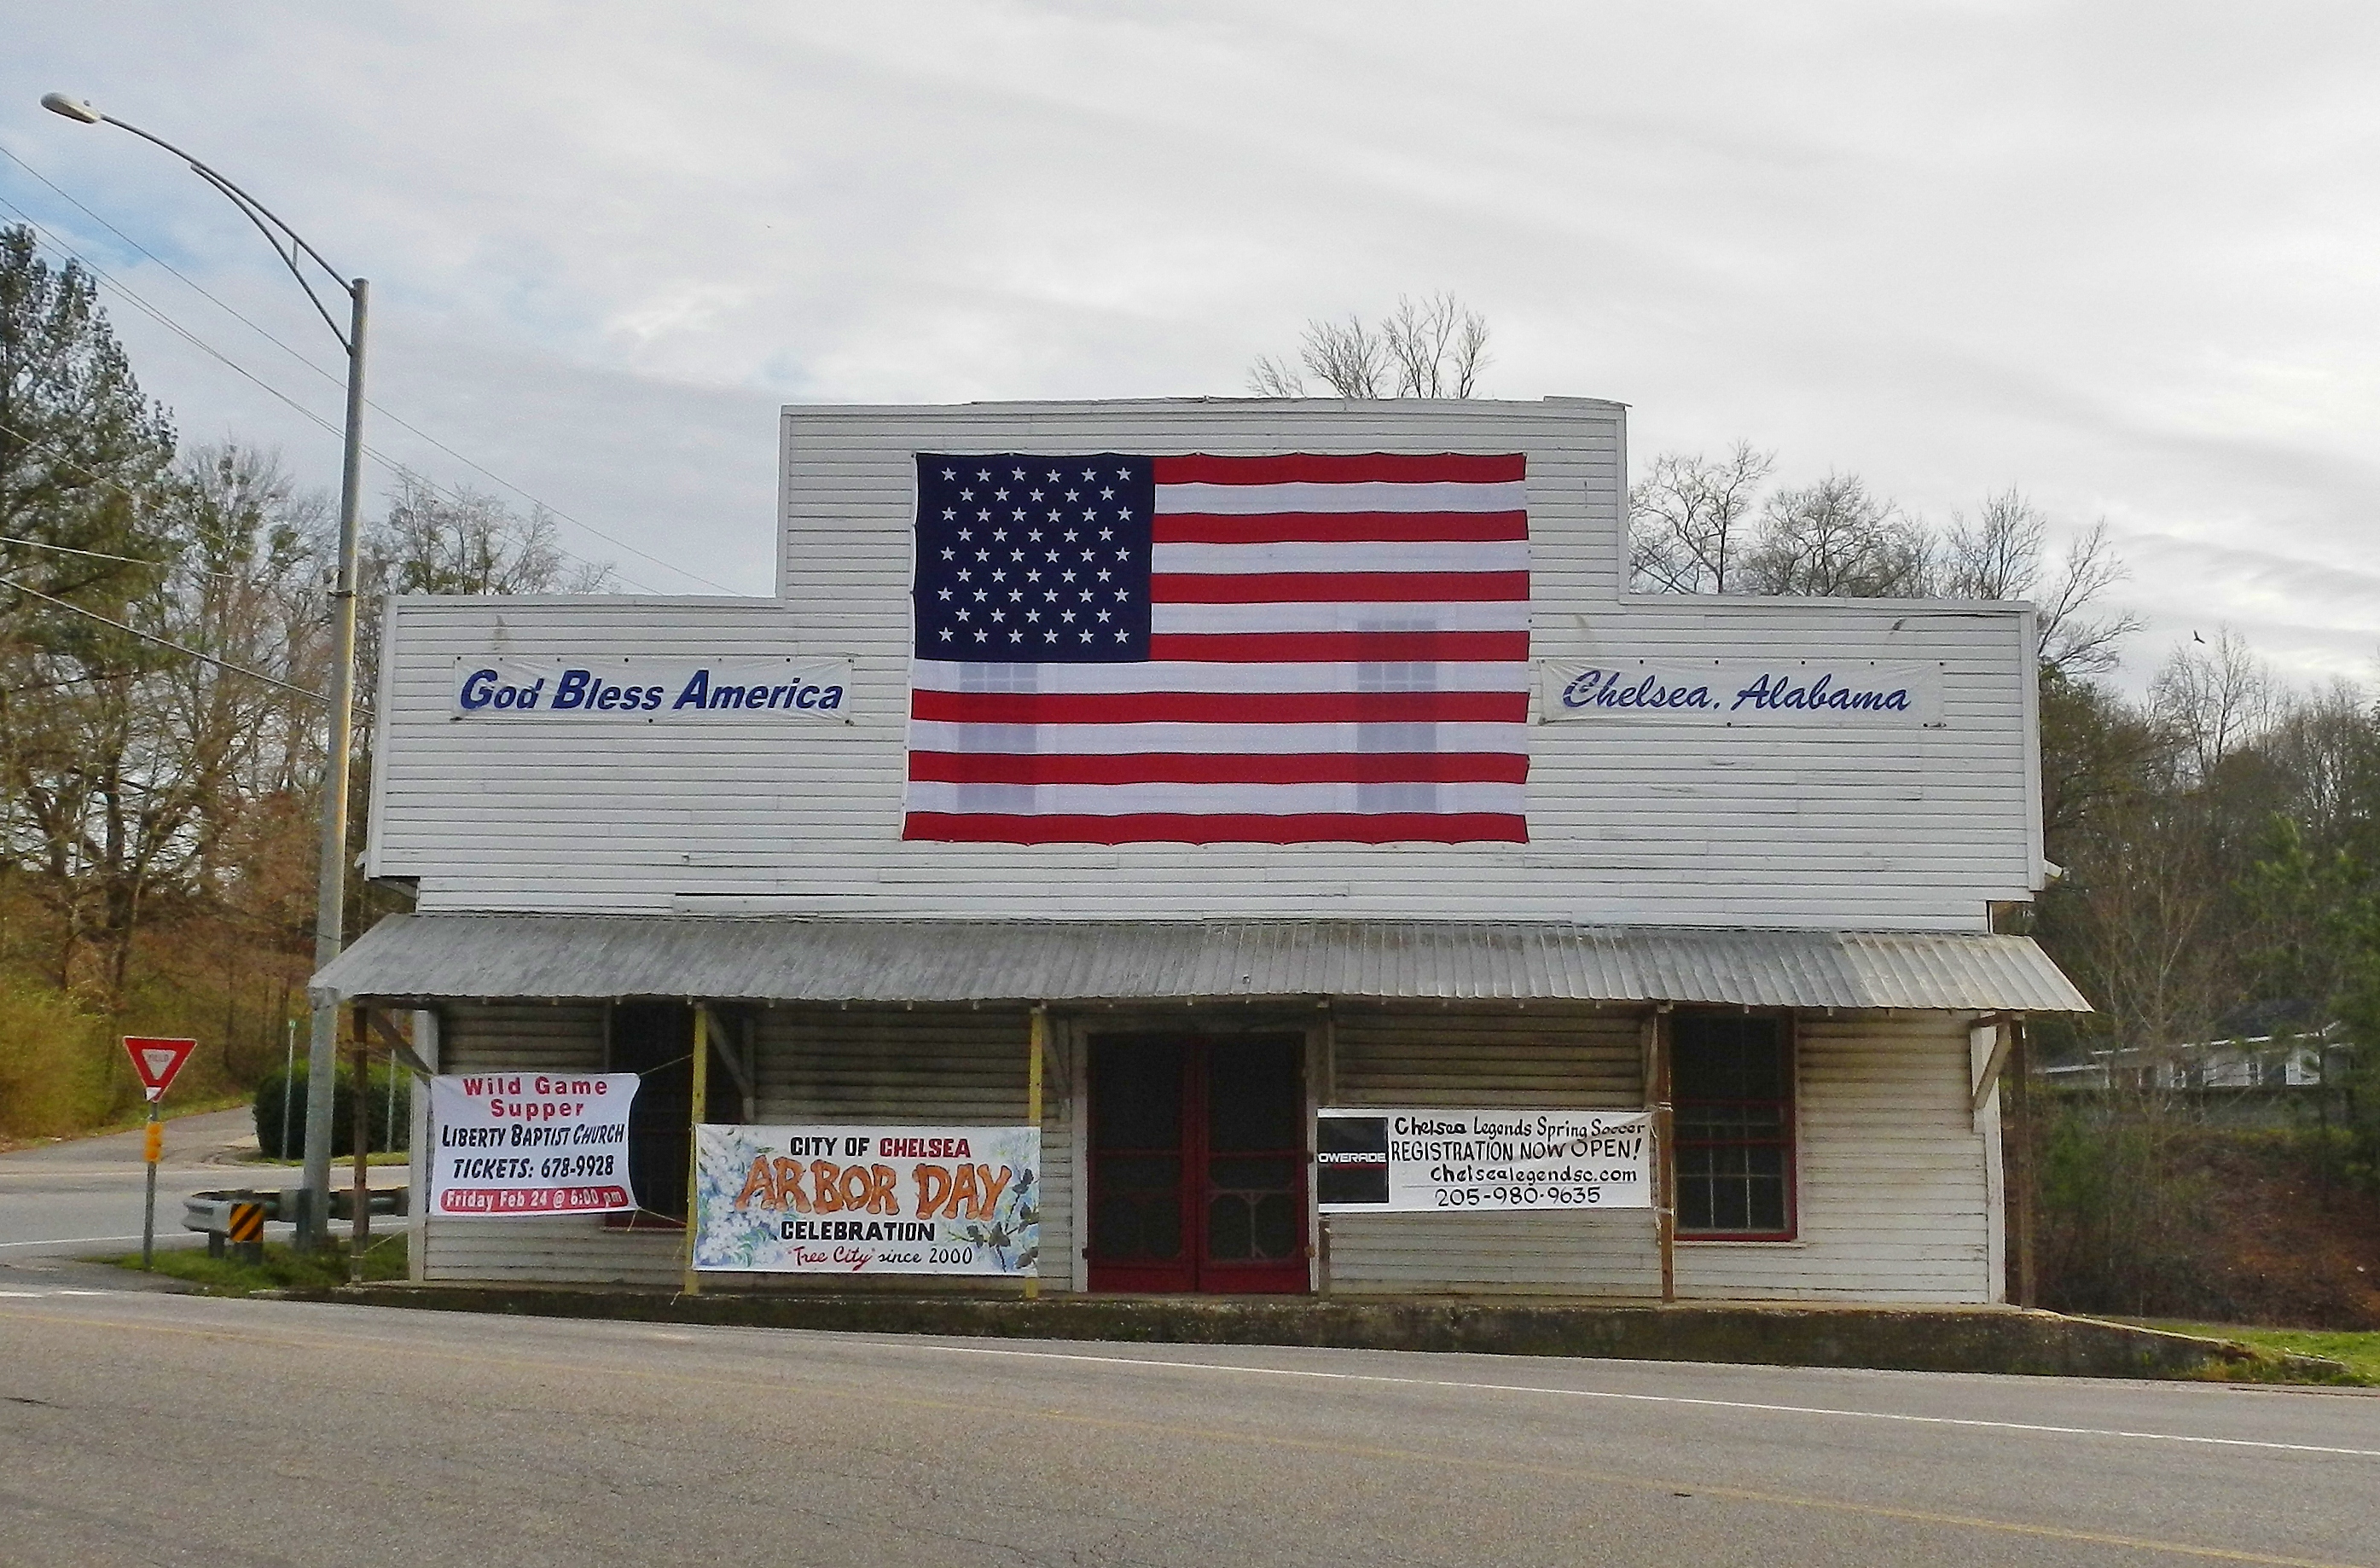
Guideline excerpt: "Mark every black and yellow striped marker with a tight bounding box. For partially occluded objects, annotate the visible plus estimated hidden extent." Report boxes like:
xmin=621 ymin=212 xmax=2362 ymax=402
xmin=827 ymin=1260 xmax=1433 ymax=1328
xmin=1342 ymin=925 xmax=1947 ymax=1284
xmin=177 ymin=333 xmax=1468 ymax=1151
xmin=226 ymin=1204 xmax=266 ymax=1245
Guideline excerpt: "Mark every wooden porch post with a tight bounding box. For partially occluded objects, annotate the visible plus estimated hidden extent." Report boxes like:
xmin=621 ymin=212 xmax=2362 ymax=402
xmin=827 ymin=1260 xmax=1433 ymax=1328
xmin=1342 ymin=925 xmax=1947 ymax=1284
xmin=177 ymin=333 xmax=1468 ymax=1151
xmin=2011 ymin=1017 xmax=2036 ymax=1309
xmin=1026 ymin=1005 xmax=1046 ymax=1301
xmin=682 ymin=1005 xmax=708 ymax=1297
xmin=348 ymin=1009 xmax=371 ymax=1284
xmin=1646 ymin=1005 xmax=1676 ymax=1304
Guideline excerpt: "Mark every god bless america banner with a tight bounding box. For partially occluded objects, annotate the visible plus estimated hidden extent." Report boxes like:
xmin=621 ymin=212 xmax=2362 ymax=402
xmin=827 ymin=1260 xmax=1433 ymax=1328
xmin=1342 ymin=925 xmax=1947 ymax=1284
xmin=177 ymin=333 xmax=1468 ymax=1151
xmin=450 ymin=657 xmax=853 ymax=721
xmin=692 ymin=1124 xmax=1040 ymax=1275
xmin=905 ymin=452 xmax=1531 ymax=845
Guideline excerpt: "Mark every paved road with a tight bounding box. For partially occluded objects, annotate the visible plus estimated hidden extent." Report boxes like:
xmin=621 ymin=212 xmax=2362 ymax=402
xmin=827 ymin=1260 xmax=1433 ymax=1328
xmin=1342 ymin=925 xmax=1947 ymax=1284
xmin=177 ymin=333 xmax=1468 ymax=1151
xmin=0 ymin=1290 xmax=2372 ymax=1567
xmin=0 ymin=1108 xmax=263 ymax=1264
xmin=0 ymin=1110 xmax=398 ymax=1286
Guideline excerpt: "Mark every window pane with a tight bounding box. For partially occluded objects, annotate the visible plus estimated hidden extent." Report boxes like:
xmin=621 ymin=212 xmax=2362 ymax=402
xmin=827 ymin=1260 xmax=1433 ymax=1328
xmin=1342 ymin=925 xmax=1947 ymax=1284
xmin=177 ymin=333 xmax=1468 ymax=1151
xmin=1672 ymin=1014 xmax=1791 ymax=1236
xmin=1675 ymin=1016 xmax=1787 ymax=1101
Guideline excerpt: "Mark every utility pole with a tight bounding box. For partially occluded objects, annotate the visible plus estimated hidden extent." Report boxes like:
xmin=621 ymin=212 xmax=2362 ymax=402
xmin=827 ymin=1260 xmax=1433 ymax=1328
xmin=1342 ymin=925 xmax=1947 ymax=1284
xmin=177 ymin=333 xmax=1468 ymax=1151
xmin=304 ymin=278 xmax=367 ymax=1249
xmin=44 ymin=92 xmax=369 ymax=1251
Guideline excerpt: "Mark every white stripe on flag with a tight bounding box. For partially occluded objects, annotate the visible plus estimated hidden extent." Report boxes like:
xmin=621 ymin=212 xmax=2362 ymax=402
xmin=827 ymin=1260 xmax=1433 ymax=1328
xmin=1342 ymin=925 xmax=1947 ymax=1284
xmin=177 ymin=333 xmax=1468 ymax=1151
xmin=906 ymin=781 xmax=1527 ymax=816
xmin=914 ymin=659 xmax=1529 ymax=695
xmin=906 ymin=720 xmax=1530 ymax=756
xmin=1154 ymin=480 xmax=1527 ymax=514
xmin=1150 ymin=601 xmax=1530 ymax=634
xmin=1149 ymin=540 xmax=1528 ymax=575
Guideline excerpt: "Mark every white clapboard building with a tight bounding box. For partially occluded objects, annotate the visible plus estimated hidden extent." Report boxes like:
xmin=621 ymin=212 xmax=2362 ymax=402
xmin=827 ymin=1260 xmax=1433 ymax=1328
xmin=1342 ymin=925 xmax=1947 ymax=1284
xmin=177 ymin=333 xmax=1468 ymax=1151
xmin=316 ymin=398 xmax=2087 ymax=1302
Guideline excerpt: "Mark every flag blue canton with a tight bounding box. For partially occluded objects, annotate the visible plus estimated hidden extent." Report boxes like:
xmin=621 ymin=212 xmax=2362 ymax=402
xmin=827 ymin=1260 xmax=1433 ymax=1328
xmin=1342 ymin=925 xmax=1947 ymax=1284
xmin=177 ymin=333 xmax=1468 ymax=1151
xmin=914 ymin=454 xmax=1155 ymax=663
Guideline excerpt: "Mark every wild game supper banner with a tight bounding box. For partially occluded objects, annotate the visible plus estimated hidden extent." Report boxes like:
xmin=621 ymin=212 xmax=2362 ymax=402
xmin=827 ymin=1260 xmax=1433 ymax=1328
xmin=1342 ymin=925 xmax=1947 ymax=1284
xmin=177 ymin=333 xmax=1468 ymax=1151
xmin=692 ymin=1124 xmax=1040 ymax=1275
xmin=1315 ymin=1108 xmax=1652 ymax=1212
xmin=428 ymin=1072 xmax=641 ymax=1217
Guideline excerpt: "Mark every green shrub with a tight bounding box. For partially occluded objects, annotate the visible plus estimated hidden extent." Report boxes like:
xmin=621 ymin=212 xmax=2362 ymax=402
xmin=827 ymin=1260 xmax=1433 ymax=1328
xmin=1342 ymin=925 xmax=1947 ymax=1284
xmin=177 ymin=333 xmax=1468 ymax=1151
xmin=253 ymin=1063 xmax=409 ymax=1159
xmin=2033 ymin=1092 xmax=2220 ymax=1318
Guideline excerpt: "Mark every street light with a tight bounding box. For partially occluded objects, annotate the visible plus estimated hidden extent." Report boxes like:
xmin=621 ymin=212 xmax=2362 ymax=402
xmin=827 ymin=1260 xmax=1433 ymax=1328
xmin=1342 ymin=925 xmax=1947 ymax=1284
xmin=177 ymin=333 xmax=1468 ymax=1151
xmin=44 ymin=91 xmax=367 ymax=1251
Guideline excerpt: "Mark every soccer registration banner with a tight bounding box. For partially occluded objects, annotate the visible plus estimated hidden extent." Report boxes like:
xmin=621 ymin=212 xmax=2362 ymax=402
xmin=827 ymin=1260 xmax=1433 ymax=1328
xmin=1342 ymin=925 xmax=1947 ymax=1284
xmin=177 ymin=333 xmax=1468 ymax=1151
xmin=1315 ymin=1108 xmax=1651 ymax=1212
xmin=428 ymin=1072 xmax=641 ymax=1217
xmin=693 ymin=1124 xmax=1040 ymax=1275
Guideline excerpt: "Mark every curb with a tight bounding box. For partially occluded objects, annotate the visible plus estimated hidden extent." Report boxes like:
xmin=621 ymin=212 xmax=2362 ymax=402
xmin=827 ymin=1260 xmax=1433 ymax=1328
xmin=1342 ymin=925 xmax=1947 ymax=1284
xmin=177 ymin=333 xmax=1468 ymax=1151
xmin=291 ymin=1285 xmax=2354 ymax=1383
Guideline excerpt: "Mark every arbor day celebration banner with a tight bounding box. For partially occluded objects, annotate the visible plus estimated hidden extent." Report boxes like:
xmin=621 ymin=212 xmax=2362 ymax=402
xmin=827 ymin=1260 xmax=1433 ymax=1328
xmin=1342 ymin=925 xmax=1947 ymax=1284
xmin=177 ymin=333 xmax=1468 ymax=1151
xmin=693 ymin=1124 xmax=1040 ymax=1275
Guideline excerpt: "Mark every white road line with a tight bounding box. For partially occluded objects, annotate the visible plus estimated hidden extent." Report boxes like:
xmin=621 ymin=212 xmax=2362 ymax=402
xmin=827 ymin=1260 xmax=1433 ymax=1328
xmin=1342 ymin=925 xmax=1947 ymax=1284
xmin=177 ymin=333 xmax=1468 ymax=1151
xmin=0 ymin=1234 xmax=147 ymax=1249
xmin=0 ymin=1288 xmax=116 ymax=1298
xmin=852 ymin=1339 xmax=2380 ymax=1461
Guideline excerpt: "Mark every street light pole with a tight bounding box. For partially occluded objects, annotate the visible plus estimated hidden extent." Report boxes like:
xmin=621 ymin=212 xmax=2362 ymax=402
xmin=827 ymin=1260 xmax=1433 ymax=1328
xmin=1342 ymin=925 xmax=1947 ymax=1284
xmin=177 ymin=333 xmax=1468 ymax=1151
xmin=305 ymin=277 xmax=367 ymax=1251
xmin=43 ymin=92 xmax=368 ymax=1251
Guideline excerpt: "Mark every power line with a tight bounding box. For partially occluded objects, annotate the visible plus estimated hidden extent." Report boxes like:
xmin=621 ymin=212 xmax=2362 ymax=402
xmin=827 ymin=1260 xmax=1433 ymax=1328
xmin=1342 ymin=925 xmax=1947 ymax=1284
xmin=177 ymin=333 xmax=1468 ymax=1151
xmin=1 ymin=399 xmax=665 ymax=598
xmin=0 ymin=197 xmax=659 ymax=592
xmin=0 ymin=140 xmax=346 ymax=399
xmin=0 ymin=572 xmax=334 ymax=705
xmin=0 ymin=147 xmax=739 ymax=595
xmin=0 ymin=530 xmax=241 ymax=584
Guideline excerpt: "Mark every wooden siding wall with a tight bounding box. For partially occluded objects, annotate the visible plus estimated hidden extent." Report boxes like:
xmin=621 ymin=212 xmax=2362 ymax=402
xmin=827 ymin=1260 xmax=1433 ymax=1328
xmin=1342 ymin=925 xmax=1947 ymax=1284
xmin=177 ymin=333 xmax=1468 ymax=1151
xmin=366 ymin=401 xmax=2040 ymax=930
xmin=1324 ymin=1003 xmax=1661 ymax=1296
xmin=734 ymin=1005 xmax=1070 ymax=1291
xmin=420 ymin=1002 xmax=682 ymax=1286
xmin=418 ymin=1002 xmax=1070 ymax=1290
xmin=1676 ymin=1013 xmax=1993 ymax=1304
xmin=418 ymin=1000 xmax=1996 ymax=1303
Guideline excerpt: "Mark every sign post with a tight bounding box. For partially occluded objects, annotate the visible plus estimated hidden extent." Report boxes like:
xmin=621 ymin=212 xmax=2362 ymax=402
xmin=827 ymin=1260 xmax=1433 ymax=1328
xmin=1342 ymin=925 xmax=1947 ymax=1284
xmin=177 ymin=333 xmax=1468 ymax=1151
xmin=122 ymin=1037 xmax=198 ymax=1270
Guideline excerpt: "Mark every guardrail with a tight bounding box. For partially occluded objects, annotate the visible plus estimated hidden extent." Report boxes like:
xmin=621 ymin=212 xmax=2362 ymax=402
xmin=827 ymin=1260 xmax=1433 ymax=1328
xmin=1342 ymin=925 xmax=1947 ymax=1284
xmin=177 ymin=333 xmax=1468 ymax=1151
xmin=183 ymin=1186 xmax=408 ymax=1260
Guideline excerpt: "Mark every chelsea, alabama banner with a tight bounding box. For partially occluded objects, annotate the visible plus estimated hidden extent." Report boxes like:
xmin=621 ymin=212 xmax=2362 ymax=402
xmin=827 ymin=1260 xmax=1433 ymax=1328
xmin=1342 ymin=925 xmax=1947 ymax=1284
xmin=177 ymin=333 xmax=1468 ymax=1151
xmin=694 ymin=1124 xmax=1040 ymax=1275
xmin=1537 ymin=659 xmax=1942 ymax=727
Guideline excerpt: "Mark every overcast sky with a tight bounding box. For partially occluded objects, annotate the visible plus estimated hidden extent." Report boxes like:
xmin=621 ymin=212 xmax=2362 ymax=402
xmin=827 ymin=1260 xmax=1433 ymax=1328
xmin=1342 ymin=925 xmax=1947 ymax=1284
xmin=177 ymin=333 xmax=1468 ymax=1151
xmin=6 ymin=3 xmax=2375 ymax=689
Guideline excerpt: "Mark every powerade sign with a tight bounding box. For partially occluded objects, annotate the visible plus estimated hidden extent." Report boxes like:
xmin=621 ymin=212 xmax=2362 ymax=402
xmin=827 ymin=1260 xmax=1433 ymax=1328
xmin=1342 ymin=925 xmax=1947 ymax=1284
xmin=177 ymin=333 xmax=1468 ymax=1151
xmin=1536 ymin=659 xmax=1942 ymax=727
xmin=450 ymin=658 xmax=855 ymax=722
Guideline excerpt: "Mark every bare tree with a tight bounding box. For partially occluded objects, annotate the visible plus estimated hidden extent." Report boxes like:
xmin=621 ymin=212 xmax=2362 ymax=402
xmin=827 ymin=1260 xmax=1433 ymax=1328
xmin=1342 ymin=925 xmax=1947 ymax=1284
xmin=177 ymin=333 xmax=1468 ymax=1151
xmin=366 ymin=471 xmax=612 ymax=598
xmin=1738 ymin=473 xmax=1932 ymax=598
xmin=2151 ymin=628 xmax=2271 ymax=786
xmin=2035 ymin=523 xmax=2141 ymax=680
xmin=1248 ymin=293 xmax=1489 ymax=398
xmin=0 ymin=442 xmax=327 ymax=996
xmin=1628 ymin=443 xmax=1775 ymax=594
xmin=1939 ymin=491 xmax=2139 ymax=677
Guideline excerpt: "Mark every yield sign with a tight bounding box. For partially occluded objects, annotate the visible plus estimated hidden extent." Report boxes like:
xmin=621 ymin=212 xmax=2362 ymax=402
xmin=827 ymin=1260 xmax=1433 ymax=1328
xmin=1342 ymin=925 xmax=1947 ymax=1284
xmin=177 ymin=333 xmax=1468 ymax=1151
xmin=122 ymin=1037 xmax=198 ymax=1102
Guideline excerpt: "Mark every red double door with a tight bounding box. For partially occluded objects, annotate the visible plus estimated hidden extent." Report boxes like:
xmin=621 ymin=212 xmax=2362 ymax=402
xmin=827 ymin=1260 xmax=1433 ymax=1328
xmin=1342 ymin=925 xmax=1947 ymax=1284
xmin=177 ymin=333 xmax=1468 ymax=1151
xmin=1087 ymin=1033 xmax=1309 ymax=1293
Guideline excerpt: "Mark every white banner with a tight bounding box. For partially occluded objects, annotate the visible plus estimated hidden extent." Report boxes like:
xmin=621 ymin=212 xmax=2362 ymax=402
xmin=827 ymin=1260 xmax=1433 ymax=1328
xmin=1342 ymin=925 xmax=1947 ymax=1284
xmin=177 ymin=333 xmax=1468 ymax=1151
xmin=1316 ymin=1108 xmax=1651 ymax=1212
xmin=1538 ymin=659 xmax=1942 ymax=726
xmin=428 ymin=1071 xmax=640 ymax=1217
xmin=693 ymin=1124 xmax=1041 ymax=1275
xmin=450 ymin=657 xmax=854 ymax=721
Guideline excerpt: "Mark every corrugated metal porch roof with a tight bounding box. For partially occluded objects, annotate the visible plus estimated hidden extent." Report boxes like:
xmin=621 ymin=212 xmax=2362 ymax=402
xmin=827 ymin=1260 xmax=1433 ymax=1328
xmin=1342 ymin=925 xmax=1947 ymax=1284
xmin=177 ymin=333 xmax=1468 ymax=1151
xmin=313 ymin=915 xmax=2090 ymax=1013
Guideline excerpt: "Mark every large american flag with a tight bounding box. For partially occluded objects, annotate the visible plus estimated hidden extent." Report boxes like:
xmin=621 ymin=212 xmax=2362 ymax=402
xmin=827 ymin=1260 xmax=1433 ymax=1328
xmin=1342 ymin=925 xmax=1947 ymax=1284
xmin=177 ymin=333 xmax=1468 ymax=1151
xmin=904 ymin=451 xmax=1529 ymax=845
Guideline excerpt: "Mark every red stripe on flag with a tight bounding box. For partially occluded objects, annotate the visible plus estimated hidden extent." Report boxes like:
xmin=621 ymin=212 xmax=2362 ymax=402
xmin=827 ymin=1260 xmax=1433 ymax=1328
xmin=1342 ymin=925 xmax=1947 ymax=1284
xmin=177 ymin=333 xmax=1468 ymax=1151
xmin=1151 ymin=571 xmax=1530 ymax=604
xmin=910 ymin=689 xmax=1529 ymax=725
xmin=1152 ymin=511 xmax=1528 ymax=544
xmin=1152 ymin=453 xmax=1525 ymax=485
xmin=908 ymin=751 xmax=1530 ymax=786
xmin=1145 ymin=630 xmax=1530 ymax=663
xmin=901 ymin=811 xmax=1530 ymax=845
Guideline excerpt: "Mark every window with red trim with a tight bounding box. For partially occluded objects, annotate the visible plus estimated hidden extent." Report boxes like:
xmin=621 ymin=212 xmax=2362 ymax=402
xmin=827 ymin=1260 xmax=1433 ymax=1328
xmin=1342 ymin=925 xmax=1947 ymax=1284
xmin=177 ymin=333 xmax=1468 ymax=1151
xmin=1674 ymin=1014 xmax=1794 ymax=1240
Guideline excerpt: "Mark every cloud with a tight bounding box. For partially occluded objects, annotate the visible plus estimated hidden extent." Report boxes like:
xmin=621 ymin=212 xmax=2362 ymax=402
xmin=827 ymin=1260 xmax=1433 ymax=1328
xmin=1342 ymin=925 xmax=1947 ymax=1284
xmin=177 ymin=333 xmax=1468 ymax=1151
xmin=3 ymin=1 xmax=2374 ymax=689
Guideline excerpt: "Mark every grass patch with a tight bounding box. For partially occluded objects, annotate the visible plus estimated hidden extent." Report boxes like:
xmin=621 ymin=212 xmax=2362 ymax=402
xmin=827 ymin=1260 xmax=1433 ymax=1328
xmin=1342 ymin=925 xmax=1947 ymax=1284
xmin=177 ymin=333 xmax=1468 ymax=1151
xmin=2125 ymin=1320 xmax=2380 ymax=1385
xmin=110 ymin=1234 xmax=408 ymax=1294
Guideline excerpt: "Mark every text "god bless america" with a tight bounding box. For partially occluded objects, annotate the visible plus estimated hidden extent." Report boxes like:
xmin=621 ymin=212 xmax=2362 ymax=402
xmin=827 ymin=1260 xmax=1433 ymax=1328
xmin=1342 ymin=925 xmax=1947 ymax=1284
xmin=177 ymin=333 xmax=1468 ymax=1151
xmin=450 ymin=657 xmax=855 ymax=722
